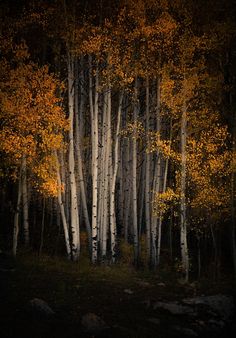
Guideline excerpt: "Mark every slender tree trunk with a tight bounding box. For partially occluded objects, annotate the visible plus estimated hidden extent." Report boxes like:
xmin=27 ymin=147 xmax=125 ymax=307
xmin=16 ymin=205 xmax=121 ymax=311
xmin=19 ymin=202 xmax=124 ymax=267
xmin=133 ymin=78 xmax=139 ymax=265
xmin=180 ymin=96 xmax=189 ymax=282
xmin=210 ymin=223 xmax=218 ymax=280
xmin=89 ymin=56 xmax=99 ymax=263
xmin=157 ymin=118 xmax=172 ymax=265
xmin=68 ymin=53 xmax=80 ymax=261
xmin=138 ymin=164 xmax=145 ymax=239
xmin=13 ymin=167 xmax=22 ymax=256
xmin=74 ymin=58 xmax=92 ymax=251
xmin=157 ymin=156 xmax=169 ymax=265
xmin=110 ymin=92 xmax=123 ymax=262
xmin=151 ymin=77 xmax=161 ymax=267
xmin=22 ymin=155 xmax=29 ymax=246
xmin=197 ymin=235 xmax=201 ymax=280
xmin=145 ymin=77 xmax=151 ymax=261
xmin=123 ymin=137 xmax=131 ymax=242
xmin=56 ymin=152 xmax=71 ymax=259
xmin=39 ymin=198 xmax=45 ymax=255
xmin=99 ymin=95 xmax=107 ymax=258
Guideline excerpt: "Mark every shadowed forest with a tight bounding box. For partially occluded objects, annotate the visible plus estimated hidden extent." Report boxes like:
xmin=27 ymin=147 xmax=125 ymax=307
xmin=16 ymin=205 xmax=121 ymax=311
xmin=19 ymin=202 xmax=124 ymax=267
xmin=0 ymin=0 xmax=236 ymax=337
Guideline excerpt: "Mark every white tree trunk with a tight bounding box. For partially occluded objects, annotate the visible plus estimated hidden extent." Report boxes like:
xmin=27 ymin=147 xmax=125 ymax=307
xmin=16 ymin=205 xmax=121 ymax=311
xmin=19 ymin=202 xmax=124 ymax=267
xmin=110 ymin=92 xmax=123 ymax=262
xmin=55 ymin=152 xmax=71 ymax=259
xmin=68 ymin=54 xmax=80 ymax=261
xmin=151 ymin=77 xmax=161 ymax=267
xmin=74 ymin=58 xmax=92 ymax=251
xmin=89 ymin=55 xmax=99 ymax=263
xmin=180 ymin=97 xmax=189 ymax=282
xmin=100 ymin=86 xmax=109 ymax=259
xmin=133 ymin=78 xmax=139 ymax=265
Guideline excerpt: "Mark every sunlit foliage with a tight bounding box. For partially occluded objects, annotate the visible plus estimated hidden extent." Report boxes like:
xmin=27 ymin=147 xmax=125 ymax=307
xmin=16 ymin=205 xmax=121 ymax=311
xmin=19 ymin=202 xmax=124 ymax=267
xmin=0 ymin=42 xmax=68 ymax=196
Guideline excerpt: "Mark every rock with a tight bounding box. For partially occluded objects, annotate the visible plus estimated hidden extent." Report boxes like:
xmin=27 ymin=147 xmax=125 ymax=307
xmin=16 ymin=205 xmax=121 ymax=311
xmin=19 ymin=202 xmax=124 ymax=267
xmin=208 ymin=319 xmax=225 ymax=329
xmin=172 ymin=326 xmax=198 ymax=337
xmin=157 ymin=282 xmax=166 ymax=287
xmin=153 ymin=301 xmax=195 ymax=315
xmin=136 ymin=280 xmax=152 ymax=288
xmin=147 ymin=317 xmax=160 ymax=325
xmin=81 ymin=313 xmax=108 ymax=334
xmin=195 ymin=320 xmax=205 ymax=327
xmin=29 ymin=298 xmax=55 ymax=317
xmin=178 ymin=278 xmax=188 ymax=285
xmin=182 ymin=294 xmax=234 ymax=320
xmin=189 ymin=282 xmax=198 ymax=288
xmin=124 ymin=288 xmax=133 ymax=294
xmin=0 ymin=267 xmax=15 ymax=272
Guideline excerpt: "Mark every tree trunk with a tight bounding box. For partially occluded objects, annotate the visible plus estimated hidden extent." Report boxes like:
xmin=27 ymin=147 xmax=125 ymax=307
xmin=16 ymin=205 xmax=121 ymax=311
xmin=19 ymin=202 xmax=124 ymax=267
xmin=110 ymin=92 xmax=123 ymax=262
xmin=133 ymin=78 xmax=139 ymax=265
xmin=39 ymin=198 xmax=45 ymax=255
xmin=22 ymin=155 xmax=29 ymax=246
xmin=68 ymin=53 xmax=80 ymax=261
xmin=74 ymin=58 xmax=92 ymax=252
xmin=89 ymin=55 xmax=99 ymax=263
xmin=13 ymin=166 xmax=22 ymax=256
xmin=180 ymin=96 xmax=189 ymax=282
xmin=151 ymin=77 xmax=161 ymax=267
xmin=56 ymin=152 xmax=71 ymax=259
xmin=145 ymin=77 xmax=151 ymax=261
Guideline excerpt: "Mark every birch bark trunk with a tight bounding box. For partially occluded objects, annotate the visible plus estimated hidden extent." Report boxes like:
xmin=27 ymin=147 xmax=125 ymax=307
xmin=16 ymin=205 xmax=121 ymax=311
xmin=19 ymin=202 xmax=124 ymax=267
xmin=100 ymin=87 xmax=109 ymax=259
xmin=133 ymin=78 xmax=139 ymax=265
xmin=68 ymin=54 xmax=80 ymax=261
xmin=89 ymin=55 xmax=99 ymax=263
xmin=151 ymin=77 xmax=161 ymax=267
xmin=56 ymin=152 xmax=71 ymax=259
xmin=180 ymin=95 xmax=189 ymax=282
xmin=110 ymin=92 xmax=123 ymax=262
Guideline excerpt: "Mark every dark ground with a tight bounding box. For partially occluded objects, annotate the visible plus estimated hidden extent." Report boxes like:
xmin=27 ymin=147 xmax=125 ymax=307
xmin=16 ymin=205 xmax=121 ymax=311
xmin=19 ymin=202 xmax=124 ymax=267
xmin=0 ymin=251 xmax=235 ymax=338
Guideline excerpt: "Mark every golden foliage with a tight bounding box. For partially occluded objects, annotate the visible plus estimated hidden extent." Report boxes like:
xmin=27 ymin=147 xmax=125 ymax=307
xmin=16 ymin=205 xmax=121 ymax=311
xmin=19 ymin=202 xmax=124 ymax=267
xmin=152 ymin=188 xmax=179 ymax=218
xmin=121 ymin=121 xmax=145 ymax=139
xmin=0 ymin=44 xmax=68 ymax=196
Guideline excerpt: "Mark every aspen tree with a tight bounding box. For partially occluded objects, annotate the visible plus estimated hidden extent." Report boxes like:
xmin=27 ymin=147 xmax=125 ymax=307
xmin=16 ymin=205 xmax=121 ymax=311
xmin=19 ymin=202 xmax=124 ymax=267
xmin=13 ymin=165 xmax=22 ymax=256
xmin=89 ymin=56 xmax=99 ymax=263
xmin=55 ymin=152 xmax=71 ymax=259
xmin=180 ymin=84 xmax=189 ymax=282
xmin=74 ymin=58 xmax=92 ymax=251
xmin=67 ymin=54 xmax=80 ymax=261
xmin=145 ymin=76 xmax=151 ymax=260
xmin=133 ymin=78 xmax=139 ymax=265
xmin=110 ymin=92 xmax=124 ymax=261
xmin=0 ymin=42 xmax=68 ymax=254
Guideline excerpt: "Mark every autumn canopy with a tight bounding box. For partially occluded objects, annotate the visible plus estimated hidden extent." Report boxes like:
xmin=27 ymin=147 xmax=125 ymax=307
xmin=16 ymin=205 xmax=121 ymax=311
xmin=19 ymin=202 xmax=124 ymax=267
xmin=0 ymin=0 xmax=235 ymax=281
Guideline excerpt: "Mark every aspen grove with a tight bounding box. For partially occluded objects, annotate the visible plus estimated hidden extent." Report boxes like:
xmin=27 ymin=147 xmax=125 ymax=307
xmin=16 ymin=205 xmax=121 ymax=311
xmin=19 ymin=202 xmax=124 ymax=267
xmin=0 ymin=0 xmax=235 ymax=282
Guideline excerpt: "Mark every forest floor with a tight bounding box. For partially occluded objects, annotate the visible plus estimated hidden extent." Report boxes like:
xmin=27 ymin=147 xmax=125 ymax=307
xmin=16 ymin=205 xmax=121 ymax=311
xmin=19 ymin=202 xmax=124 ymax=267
xmin=0 ymin=250 xmax=235 ymax=338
